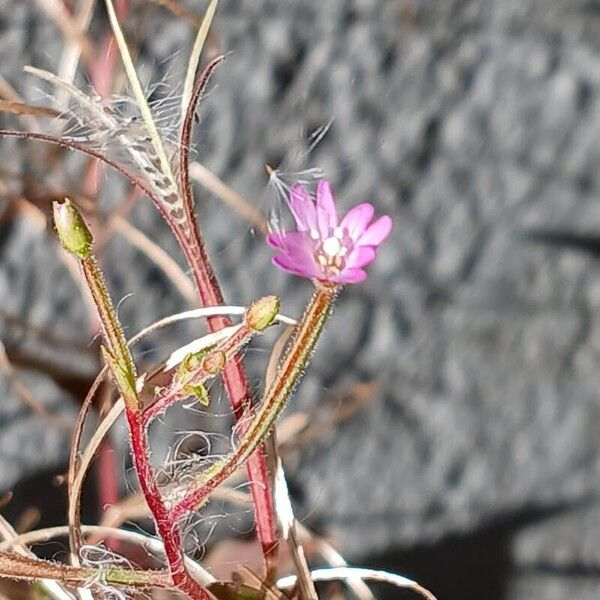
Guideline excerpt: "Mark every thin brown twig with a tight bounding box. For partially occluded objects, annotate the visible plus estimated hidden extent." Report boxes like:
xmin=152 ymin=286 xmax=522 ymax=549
xmin=31 ymin=0 xmax=95 ymax=64
xmin=0 ymin=340 xmax=72 ymax=431
xmin=0 ymin=525 xmax=215 ymax=587
xmin=189 ymin=162 xmax=268 ymax=234
xmin=146 ymin=0 xmax=220 ymax=54
xmin=0 ymin=74 xmax=40 ymax=131
xmin=0 ymin=101 xmax=62 ymax=119
xmin=0 ymin=309 xmax=94 ymax=355
xmin=111 ymin=216 xmax=197 ymax=304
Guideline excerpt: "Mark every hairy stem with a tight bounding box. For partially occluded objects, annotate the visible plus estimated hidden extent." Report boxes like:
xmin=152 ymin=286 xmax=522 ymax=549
xmin=0 ymin=551 xmax=170 ymax=589
xmin=126 ymin=410 xmax=212 ymax=600
xmin=170 ymin=285 xmax=339 ymax=521
xmin=81 ymin=257 xmax=138 ymax=410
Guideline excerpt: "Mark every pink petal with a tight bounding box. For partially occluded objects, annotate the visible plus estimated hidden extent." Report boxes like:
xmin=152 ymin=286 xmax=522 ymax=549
xmin=346 ymin=246 xmax=377 ymax=269
xmin=267 ymin=231 xmax=309 ymax=250
xmin=330 ymin=268 xmax=368 ymax=284
xmin=266 ymin=232 xmax=285 ymax=248
xmin=357 ymin=215 xmax=393 ymax=247
xmin=290 ymin=184 xmax=317 ymax=232
xmin=269 ymin=231 xmax=320 ymax=278
xmin=339 ymin=203 xmax=375 ymax=239
xmin=316 ymin=179 xmax=338 ymax=235
xmin=273 ymin=254 xmax=319 ymax=278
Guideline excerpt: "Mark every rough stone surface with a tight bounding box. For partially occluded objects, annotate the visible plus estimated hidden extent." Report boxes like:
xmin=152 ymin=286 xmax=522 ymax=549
xmin=2 ymin=0 xmax=600 ymax=598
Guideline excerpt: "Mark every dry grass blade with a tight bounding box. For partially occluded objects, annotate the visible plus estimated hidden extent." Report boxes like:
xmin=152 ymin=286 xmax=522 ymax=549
xmin=0 ymin=339 xmax=72 ymax=431
xmin=190 ymin=162 xmax=268 ymax=233
xmin=295 ymin=524 xmax=374 ymax=600
xmin=104 ymin=0 xmax=177 ymax=191
xmin=112 ymin=216 xmax=196 ymax=303
xmin=277 ymin=567 xmax=438 ymax=600
xmin=57 ymin=0 xmax=97 ymax=97
xmin=69 ymin=395 xmax=125 ymax=560
xmin=273 ymin=461 xmax=317 ymax=600
xmin=0 ymin=525 xmax=215 ymax=587
xmin=181 ymin=0 xmax=219 ymax=119
xmin=32 ymin=0 xmax=94 ymax=62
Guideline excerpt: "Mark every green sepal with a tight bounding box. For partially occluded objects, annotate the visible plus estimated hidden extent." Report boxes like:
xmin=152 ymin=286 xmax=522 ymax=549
xmin=183 ymin=382 xmax=211 ymax=406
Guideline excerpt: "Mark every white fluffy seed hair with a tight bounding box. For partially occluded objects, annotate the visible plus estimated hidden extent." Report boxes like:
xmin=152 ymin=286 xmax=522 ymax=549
xmin=25 ymin=66 xmax=189 ymax=229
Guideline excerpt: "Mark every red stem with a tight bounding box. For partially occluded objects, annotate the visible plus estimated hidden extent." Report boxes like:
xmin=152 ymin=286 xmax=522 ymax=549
xmin=125 ymin=409 xmax=212 ymax=600
xmin=142 ymin=386 xmax=181 ymax=424
xmin=177 ymin=62 xmax=278 ymax=569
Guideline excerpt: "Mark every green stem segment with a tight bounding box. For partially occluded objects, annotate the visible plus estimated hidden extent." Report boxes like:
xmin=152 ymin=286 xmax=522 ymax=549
xmin=53 ymin=198 xmax=139 ymax=412
xmin=82 ymin=258 xmax=140 ymax=411
xmin=170 ymin=284 xmax=339 ymax=520
xmin=0 ymin=551 xmax=170 ymax=589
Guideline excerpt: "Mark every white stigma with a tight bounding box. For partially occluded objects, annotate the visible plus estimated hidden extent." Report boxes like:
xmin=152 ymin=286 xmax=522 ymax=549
xmin=322 ymin=236 xmax=342 ymax=257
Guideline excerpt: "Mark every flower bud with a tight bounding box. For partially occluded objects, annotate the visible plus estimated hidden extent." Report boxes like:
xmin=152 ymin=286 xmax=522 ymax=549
xmin=246 ymin=295 xmax=280 ymax=332
xmin=53 ymin=198 xmax=93 ymax=258
xmin=202 ymin=350 xmax=227 ymax=375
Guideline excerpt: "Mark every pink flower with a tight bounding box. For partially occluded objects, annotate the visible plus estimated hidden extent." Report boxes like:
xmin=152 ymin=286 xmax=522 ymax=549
xmin=266 ymin=180 xmax=392 ymax=284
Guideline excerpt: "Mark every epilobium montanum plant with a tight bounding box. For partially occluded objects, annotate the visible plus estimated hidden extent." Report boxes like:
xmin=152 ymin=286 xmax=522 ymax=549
xmin=0 ymin=2 xmax=436 ymax=599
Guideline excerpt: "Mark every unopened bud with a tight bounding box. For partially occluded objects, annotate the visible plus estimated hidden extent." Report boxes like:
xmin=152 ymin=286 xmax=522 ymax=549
xmin=53 ymin=198 xmax=93 ymax=258
xmin=202 ymin=350 xmax=226 ymax=375
xmin=246 ymin=295 xmax=280 ymax=332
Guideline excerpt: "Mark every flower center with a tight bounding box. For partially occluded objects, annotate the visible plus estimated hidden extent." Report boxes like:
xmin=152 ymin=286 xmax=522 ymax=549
xmin=314 ymin=228 xmax=350 ymax=276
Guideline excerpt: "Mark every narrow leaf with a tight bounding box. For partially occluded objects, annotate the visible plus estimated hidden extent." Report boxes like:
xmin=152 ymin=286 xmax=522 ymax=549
xmin=103 ymin=0 xmax=177 ymax=191
xmin=181 ymin=0 xmax=219 ymax=120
